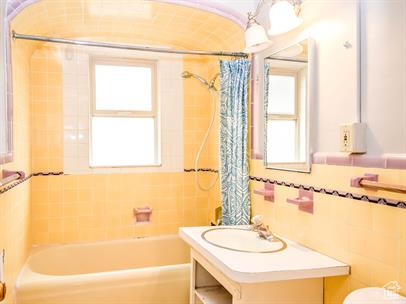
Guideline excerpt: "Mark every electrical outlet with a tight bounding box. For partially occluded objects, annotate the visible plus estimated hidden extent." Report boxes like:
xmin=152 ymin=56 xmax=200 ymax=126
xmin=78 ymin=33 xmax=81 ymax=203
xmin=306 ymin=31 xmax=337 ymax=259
xmin=340 ymin=123 xmax=366 ymax=153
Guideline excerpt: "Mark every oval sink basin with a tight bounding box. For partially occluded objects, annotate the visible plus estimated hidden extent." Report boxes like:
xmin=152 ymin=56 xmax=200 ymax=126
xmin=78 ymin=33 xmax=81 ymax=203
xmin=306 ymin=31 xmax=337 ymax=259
xmin=201 ymin=228 xmax=287 ymax=253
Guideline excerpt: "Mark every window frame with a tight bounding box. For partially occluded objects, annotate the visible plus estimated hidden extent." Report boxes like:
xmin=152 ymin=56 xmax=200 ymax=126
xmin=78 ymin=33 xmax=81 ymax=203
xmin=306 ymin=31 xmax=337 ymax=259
xmin=266 ymin=69 xmax=301 ymax=162
xmin=89 ymin=57 xmax=160 ymax=168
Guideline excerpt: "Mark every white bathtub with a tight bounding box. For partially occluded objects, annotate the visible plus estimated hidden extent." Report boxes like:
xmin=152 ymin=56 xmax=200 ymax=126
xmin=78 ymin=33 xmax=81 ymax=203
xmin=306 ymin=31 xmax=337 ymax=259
xmin=16 ymin=235 xmax=190 ymax=304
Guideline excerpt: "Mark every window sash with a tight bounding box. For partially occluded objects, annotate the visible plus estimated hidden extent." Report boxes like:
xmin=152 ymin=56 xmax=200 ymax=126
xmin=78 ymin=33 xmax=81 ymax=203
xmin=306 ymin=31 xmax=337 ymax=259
xmin=90 ymin=57 xmax=157 ymax=117
xmin=267 ymin=69 xmax=299 ymax=117
xmin=89 ymin=57 xmax=160 ymax=167
xmin=266 ymin=69 xmax=302 ymax=163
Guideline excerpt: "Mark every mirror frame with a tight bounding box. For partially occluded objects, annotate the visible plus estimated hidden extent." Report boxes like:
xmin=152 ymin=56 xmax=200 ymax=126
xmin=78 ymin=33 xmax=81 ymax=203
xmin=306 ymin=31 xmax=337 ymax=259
xmin=262 ymin=38 xmax=315 ymax=173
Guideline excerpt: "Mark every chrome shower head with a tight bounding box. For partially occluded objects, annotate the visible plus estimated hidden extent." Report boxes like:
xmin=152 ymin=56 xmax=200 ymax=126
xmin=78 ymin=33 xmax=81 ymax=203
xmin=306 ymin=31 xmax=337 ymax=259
xmin=181 ymin=70 xmax=218 ymax=91
xmin=181 ymin=71 xmax=193 ymax=78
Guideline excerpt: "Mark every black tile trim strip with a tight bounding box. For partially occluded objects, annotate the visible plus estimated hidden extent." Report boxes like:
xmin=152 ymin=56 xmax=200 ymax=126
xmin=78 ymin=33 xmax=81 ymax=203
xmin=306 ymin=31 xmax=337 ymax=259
xmin=249 ymin=175 xmax=406 ymax=209
xmin=2 ymin=169 xmax=218 ymax=195
xmin=0 ymin=173 xmax=32 ymax=194
xmin=4 ymin=170 xmax=403 ymax=210
xmin=32 ymin=172 xmax=64 ymax=176
xmin=0 ymin=171 xmax=65 ymax=195
xmin=184 ymin=168 xmax=219 ymax=173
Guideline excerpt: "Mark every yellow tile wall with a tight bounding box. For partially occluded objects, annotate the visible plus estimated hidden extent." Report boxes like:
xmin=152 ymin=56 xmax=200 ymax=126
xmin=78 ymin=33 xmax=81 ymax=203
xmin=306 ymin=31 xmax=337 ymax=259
xmin=0 ymin=39 xmax=33 ymax=303
xmin=31 ymin=172 xmax=213 ymax=243
xmin=250 ymin=160 xmax=406 ymax=302
xmin=9 ymin=0 xmax=244 ymax=245
xmin=27 ymin=47 xmax=221 ymax=244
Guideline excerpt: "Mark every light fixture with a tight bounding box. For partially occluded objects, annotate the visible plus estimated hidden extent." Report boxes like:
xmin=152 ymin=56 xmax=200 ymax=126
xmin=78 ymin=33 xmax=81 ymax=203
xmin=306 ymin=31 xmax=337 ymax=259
xmin=244 ymin=0 xmax=302 ymax=54
xmin=244 ymin=18 xmax=272 ymax=53
xmin=244 ymin=1 xmax=272 ymax=54
xmin=268 ymin=0 xmax=302 ymax=36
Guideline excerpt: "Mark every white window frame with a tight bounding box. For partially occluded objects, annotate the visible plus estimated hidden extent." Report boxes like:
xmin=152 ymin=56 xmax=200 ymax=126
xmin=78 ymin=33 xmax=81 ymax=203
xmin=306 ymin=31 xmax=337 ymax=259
xmin=89 ymin=57 xmax=160 ymax=168
xmin=267 ymin=69 xmax=301 ymax=162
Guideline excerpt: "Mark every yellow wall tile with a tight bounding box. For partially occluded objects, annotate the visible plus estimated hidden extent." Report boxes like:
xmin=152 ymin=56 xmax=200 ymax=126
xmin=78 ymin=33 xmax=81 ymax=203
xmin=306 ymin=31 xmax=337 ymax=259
xmin=250 ymin=159 xmax=406 ymax=301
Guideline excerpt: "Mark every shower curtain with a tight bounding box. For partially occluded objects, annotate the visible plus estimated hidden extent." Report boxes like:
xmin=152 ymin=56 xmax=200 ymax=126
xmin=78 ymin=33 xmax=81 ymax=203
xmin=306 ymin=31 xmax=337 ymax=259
xmin=219 ymin=59 xmax=251 ymax=225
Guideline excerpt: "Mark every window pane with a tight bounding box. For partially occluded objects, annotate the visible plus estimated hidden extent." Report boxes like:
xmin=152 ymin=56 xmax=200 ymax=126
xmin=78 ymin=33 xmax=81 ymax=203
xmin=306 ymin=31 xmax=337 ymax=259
xmin=267 ymin=120 xmax=296 ymax=163
xmin=91 ymin=117 xmax=155 ymax=166
xmin=268 ymin=75 xmax=296 ymax=115
xmin=95 ymin=64 xmax=152 ymax=111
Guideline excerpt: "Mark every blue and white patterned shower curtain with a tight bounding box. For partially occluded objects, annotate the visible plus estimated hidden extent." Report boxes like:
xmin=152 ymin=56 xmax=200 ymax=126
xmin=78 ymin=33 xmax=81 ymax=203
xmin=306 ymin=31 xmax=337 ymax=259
xmin=219 ymin=59 xmax=251 ymax=225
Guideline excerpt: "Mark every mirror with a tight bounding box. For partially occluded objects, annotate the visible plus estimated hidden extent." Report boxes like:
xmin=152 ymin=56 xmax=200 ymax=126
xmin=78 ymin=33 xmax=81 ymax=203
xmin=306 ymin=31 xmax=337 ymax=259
xmin=264 ymin=39 xmax=313 ymax=172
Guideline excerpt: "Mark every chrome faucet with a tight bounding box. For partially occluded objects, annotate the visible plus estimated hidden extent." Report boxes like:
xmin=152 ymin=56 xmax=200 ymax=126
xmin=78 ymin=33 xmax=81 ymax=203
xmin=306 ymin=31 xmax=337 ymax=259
xmin=251 ymin=215 xmax=274 ymax=241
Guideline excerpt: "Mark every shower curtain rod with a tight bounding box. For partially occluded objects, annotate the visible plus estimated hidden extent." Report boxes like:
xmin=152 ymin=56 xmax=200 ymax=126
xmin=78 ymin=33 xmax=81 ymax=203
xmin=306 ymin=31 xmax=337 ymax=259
xmin=12 ymin=31 xmax=248 ymax=58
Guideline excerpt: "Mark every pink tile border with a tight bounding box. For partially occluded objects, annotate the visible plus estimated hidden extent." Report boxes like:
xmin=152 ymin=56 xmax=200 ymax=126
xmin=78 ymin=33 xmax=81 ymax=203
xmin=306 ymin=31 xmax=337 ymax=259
xmin=312 ymin=153 xmax=406 ymax=170
xmin=253 ymin=152 xmax=406 ymax=170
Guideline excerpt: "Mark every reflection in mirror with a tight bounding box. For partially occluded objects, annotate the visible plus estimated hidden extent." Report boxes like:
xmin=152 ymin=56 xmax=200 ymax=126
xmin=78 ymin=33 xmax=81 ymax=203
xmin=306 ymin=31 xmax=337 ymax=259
xmin=264 ymin=39 xmax=311 ymax=172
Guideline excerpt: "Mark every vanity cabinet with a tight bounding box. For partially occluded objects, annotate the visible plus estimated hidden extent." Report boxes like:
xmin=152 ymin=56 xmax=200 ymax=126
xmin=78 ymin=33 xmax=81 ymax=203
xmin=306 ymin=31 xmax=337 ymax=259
xmin=190 ymin=249 xmax=323 ymax=304
xmin=181 ymin=226 xmax=350 ymax=304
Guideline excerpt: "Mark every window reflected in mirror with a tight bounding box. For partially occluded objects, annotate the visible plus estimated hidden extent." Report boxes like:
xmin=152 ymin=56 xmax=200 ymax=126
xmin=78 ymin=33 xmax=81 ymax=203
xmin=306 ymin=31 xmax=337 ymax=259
xmin=264 ymin=39 xmax=312 ymax=172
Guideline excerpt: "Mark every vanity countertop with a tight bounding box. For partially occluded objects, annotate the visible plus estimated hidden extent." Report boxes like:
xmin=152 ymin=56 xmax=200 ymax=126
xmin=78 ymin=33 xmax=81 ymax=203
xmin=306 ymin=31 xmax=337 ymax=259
xmin=179 ymin=226 xmax=350 ymax=283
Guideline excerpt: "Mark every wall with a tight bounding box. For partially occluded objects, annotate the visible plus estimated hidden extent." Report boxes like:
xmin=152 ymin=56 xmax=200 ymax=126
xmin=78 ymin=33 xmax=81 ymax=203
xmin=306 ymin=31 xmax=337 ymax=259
xmin=0 ymin=39 xmax=32 ymax=303
xmin=255 ymin=0 xmax=406 ymax=156
xmin=7 ymin=0 xmax=244 ymax=244
xmin=250 ymin=162 xmax=406 ymax=302
xmin=254 ymin=0 xmax=360 ymax=154
xmin=360 ymin=0 xmax=406 ymax=154
xmin=250 ymin=0 xmax=406 ymax=303
xmin=28 ymin=46 xmax=216 ymax=244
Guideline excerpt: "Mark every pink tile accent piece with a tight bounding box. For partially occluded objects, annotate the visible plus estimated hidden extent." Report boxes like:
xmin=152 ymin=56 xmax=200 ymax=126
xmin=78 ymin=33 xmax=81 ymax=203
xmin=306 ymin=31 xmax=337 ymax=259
xmin=385 ymin=154 xmax=406 ymax=169
xmin=352 ymin=155 xmax=386 ymax=168
xmin=287 ymin=189 xmax=313 ymax=214
xmin=312 ymin=152 xmax=406 ymax=170
xmin=253 ymin=183 xmax=274 ymax=202
xmin=350 ymin=173 xmax=378 ymax=188
xmin=133 ymin=207 xmax=152 ymax=223
xmin=2 ymin=169 xmax=25 ymax=180
xmin=312 ymin=153 xmax=327 ymax=165
xmin=325 ymin=153 xmax=353 ymax=166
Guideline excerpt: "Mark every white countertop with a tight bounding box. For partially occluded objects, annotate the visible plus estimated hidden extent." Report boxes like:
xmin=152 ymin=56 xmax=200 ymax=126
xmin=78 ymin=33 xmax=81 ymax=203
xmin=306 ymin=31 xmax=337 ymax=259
xmin=179 ymin=226 xmax=350 ymax=283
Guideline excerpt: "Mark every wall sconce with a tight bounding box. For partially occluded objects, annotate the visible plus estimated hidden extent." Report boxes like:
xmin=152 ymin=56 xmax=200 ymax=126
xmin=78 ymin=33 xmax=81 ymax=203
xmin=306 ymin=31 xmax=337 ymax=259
xmin=245 ymin=0 xmax=302 ymax=53
xmin=268 ymin=0 xmax=302 ymax=36
xmin=245 ymin=8 xmax=272 ymax=53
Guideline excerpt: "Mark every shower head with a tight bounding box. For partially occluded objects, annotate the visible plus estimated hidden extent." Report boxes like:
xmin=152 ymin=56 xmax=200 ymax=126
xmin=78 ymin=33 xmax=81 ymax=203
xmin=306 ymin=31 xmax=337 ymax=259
xmin=181 ymin=71 xmax=218 ymax=91
xmin=181 ymin=71 xmax=193 ymax=78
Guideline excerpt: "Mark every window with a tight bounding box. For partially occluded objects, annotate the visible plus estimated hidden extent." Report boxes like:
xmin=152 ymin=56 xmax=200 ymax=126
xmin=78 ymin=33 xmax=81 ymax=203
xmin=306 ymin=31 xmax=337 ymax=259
xmin=90 ymin=58 xmax=158 ymax=167
xmin=266 ymin=70 xmax=305 ymax=163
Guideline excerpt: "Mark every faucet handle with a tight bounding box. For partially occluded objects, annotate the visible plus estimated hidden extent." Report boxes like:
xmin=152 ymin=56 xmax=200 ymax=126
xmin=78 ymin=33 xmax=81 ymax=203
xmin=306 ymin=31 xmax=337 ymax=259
xmin=251 ymin=215 xmax=264 ymax=225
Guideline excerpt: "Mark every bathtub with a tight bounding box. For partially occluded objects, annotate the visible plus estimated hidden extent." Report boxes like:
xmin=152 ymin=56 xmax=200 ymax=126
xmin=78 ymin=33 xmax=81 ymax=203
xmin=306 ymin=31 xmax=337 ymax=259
xmin=16 ymin=235 xmax=190 ymax=304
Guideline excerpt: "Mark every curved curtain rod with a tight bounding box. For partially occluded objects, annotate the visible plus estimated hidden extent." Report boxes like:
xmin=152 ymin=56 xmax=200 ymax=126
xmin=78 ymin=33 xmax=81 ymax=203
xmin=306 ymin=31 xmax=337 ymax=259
xmin=12 ymin=31 xmax=248 ymax=58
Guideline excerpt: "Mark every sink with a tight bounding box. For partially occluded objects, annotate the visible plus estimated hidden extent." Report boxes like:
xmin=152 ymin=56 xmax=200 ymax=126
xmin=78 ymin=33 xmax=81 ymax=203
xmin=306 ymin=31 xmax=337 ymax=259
xmin=201 ymin=227 xmax=287 ymax=253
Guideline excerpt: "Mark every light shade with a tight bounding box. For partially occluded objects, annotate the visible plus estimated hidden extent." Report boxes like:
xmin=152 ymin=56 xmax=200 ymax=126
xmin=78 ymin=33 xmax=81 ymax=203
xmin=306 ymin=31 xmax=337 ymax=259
xmin=268 ymin=1 xmax=302 ymax=36
xmin=245 ymin=21 xmax=272 ymax=53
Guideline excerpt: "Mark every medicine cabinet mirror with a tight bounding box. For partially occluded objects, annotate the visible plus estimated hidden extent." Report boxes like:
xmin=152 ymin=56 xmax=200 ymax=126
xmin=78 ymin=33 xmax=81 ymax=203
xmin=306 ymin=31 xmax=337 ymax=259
xmin=263 ymin=39 xmax=314 ymax=172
